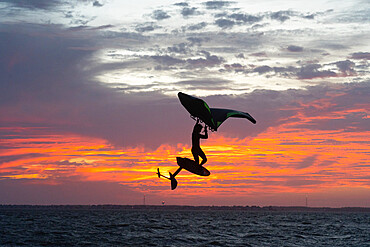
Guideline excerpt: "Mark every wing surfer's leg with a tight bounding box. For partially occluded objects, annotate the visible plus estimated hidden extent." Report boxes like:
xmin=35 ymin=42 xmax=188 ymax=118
xmin=172 ymin=167 xmax=182 ymax=177
xmin=199 ymin=148 xmax=207 ymax=166
xmin=191 ymin=148 xmax=199 ymax=165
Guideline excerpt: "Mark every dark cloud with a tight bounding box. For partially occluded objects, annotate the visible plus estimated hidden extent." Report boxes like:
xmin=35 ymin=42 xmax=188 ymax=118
xmin=297 ymin=64 xmax=337 ymax=79
xmin=251 ymin=23 xmax=268 ymax=30
xmin=174 ymin=2 xmax=188 ymax=7
xmin=235 ymin=53 xmax=245 ymax=58
xmin=167 ymin=43 xmax=189 ymax=54
xmin=146 ymin=50 xmax=224 ymax=70
xmin=287 ymin=45 xmax=304 ymax=52
xmin=333 ymin=60 xmax=356 ymax=76
xmin=150 ymin=55 xmax=185 ymax=66
xmin=228 ymin=13 xmax=263 ymax=23
xmin=187 ymin=37 xmax=209 ymax=45
xmin=268 ymin=10 xmax=320 ymax=22
xmin=223 ymin=63 xmax=246 ymax=72
xmin=187 ymin=22 xmax=208 ymax=31
xmin=221 ymin=63 xmax=298 ymax=77
xmin=222 ymin=58 xmax=360 ymax=80
xmin=98 ymin=31 xmax=148 ymax=43
xmin=223 ymin=52 xmax=359 ymax=80
xmin=93 ymin=1 xmax=103 ymax=7
xmin=0 ymin=0 xmax=64 ymax=10
xmin=166 ymin=39 xmax=206 ymax=54
xmin=215 ymin=18 xmax=235 ymax=28
xmin=151 ymin=9 xmax=171 ymax=20
xmin=0 ymin=153 xmax=45 ymax=165
xmin=153 ymin=65 xmax=174 ymax=71
xmin=250 ymin=52 xmax=267 ymax=57
xmin=181 ymin=7 xmax=199 ymax=17
xmin=214 ymin=12 xmax=262 ymax=29
xmin=69 ymin=24 xmax=114 ymax=31
xmin=270 ymin=10 xmax=295 ymax=22
xmin=273 ymin=66 xmax=298 ymax=77
xmin=253 ymin=65 xmax=273 ymax=74
xmin=350 ymin=52 xmax=370 ymax=60
xmin=204 ymin=1 xmax=233 ymax=9
xmin=293 ymin=155 xmax=318 ymax=169
xmin=135 ymin=23 xmax=161 ymax=32
xmin=186 ymin=51 xmax=225 ymax=67
xmin=303 ymin=14 xmax=315 ymax=19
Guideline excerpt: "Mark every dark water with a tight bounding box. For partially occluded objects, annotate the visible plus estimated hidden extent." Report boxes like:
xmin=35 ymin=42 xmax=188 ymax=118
xmin=0 ymin=208 xmax=369 ymax=246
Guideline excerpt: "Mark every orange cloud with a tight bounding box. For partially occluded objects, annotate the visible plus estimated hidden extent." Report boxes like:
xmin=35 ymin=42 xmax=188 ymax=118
xmin=1 ymin=118 xmax=369 ymax=206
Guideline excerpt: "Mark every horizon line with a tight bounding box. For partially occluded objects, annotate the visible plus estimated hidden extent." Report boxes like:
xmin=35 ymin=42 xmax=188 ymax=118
xmin=1 ymin=204 xmax=369 ymax=210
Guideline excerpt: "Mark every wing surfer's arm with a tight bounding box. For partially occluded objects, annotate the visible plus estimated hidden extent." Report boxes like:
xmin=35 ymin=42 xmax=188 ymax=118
xmin=199 ymin=127 xmax=208 ymax=139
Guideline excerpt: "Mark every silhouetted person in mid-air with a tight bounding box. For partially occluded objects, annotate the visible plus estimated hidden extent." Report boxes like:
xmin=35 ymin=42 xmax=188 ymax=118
xmin=192 ymin=121 xmax=208 ymax=166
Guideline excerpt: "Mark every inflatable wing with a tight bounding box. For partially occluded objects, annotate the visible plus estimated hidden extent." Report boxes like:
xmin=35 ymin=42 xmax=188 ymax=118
xmin=210 ymin=108 xmax=256 ymax=130
xmin=178 ymin=92 xmax=217 ymax=130
xmin=178 ymin=92 xmax=256 ymax=131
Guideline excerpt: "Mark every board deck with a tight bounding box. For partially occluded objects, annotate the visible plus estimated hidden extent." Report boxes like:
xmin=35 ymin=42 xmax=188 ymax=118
xmin=176 ymin=157 xmax=210 ymax=176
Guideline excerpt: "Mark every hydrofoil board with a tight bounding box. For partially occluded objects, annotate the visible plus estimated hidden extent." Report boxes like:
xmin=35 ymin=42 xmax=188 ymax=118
xmin=176 ymin=157 xmax=210 ymax=176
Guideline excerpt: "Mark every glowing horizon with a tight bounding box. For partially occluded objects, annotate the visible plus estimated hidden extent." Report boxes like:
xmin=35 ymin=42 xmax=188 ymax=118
xmin=1 ymin=111 xmax=369 ymax=206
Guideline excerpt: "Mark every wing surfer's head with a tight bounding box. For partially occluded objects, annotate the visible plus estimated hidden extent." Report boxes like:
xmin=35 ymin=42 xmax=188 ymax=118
xmin=193 ymin=123 xmax=203 ymax=133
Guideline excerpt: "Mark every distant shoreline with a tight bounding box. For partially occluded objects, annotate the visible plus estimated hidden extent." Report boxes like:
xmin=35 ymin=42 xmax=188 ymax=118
xmin=1 ymin=205 xmax=369 ymax=212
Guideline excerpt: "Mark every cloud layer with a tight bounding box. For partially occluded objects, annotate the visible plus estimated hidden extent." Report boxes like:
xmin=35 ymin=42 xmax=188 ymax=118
xmin=0 ymin=0 xmax=369 ymax=206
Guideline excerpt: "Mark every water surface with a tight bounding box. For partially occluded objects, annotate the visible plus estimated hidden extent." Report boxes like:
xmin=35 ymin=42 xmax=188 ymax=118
xmin=0 ymin=207 xmax=369 ymax=246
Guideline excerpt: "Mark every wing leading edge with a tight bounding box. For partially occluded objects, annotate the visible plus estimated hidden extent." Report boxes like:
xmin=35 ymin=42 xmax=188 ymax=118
xmin=178 ymin=92 xmax=256 ymax=131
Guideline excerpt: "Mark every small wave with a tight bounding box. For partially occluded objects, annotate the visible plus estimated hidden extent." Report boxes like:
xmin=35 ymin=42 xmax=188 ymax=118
xmin=0 ymin=209 xmax=368 ymax=247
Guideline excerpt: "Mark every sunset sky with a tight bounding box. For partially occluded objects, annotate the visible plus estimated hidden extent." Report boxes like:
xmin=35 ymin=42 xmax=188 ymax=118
xmin=0 ymin=0 xmax=369 ymax=207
